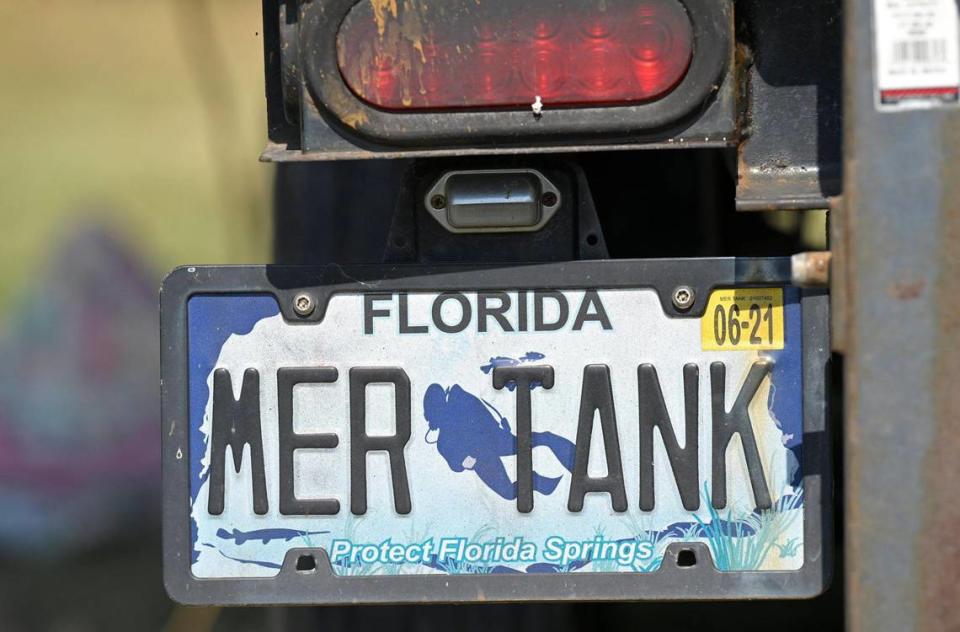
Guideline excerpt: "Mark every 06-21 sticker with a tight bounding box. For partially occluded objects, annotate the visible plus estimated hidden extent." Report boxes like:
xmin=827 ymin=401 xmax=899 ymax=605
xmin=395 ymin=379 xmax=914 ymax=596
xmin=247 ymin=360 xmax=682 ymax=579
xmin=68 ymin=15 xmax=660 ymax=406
xmin=701 ymin=288 xmax=784 ymax=351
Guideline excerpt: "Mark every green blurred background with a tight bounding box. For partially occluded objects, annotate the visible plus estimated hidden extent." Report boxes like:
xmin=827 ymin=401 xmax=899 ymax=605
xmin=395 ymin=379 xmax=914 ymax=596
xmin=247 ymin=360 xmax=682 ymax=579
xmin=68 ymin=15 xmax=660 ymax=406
xmin=0 ymin=0 xmax=270 ymax=309
xmin=0 ymin=2 xmax=270 ymax=630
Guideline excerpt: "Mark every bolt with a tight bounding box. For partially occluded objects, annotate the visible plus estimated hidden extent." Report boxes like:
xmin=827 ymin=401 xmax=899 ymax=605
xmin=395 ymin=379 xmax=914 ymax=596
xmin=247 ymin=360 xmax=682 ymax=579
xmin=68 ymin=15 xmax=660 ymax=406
xmin=430 ymin=194 xmax=447 ymax=210
xmin=293 ymin=293 xmax=315 ymax=317
xmin=672 ymin=286 xmax=695 ymax=311
xmin=541 ymin=191 xmax=558 ymax=207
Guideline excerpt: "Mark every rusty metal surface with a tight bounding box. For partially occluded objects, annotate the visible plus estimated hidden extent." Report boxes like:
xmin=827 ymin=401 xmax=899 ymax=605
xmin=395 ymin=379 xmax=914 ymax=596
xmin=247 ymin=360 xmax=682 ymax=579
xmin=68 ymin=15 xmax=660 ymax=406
xmin=735 ymin=0 xmax=843 ymax=211
xmin=841 ymin=0 xmax=960 ymax=629
xmin=829 ymin=196 xmax=847 ymax=353
xmin=259 ymin=138 xmax=739 ymax=162
xmin=791 ymin=251 xmax=832 ymax=287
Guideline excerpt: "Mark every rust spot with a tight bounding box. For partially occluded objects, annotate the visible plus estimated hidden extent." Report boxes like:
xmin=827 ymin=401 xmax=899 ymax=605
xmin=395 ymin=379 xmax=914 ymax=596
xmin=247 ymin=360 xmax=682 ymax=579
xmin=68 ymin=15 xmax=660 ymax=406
xmin=791 ymin=251 xmax=832 ymax=287
xmin=341 ymin=111 xmax=369 ymax=129
xmin=341 ymin=0 xmax=429 ymax=108
xmin=888 ymin=279 xmax=926 ymax=301
xmin=369 ymin=0 xmax=398 ymax=37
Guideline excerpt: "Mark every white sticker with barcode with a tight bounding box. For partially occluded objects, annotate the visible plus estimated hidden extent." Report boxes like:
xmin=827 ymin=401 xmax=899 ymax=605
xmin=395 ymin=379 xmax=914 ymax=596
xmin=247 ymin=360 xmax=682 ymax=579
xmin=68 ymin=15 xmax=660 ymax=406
xmin=874 ymin=0 xmax=960 ymax=110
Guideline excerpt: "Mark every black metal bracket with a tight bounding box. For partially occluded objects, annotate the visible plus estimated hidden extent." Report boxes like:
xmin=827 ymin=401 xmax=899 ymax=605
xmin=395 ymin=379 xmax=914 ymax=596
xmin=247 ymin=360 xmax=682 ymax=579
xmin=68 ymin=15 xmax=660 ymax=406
xmin=382 ymin=159 xmax=610 ymax=264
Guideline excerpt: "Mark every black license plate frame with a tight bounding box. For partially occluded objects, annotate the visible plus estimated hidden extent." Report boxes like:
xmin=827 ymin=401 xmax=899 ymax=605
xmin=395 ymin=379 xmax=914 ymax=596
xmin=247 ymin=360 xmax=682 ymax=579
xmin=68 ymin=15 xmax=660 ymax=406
xmin=161 ymin=258 xmax=831 ymax=605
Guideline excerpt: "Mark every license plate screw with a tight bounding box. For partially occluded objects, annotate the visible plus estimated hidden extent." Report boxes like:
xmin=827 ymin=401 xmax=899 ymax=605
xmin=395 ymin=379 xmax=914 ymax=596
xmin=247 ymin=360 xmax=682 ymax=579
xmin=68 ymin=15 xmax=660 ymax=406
xmin=293 ymin=293 xmax=315 ymax=317
xmin=672 ymin=286 xmax=696 ymax=311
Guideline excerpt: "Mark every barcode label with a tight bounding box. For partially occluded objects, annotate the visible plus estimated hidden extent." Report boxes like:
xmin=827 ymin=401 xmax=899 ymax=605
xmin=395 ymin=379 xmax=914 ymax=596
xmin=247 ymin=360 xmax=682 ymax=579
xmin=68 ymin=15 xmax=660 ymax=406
xmin=874 ymin=0 xmax=960 ymax=110
xmin=891 ymin=39 xmax=949 ymax=65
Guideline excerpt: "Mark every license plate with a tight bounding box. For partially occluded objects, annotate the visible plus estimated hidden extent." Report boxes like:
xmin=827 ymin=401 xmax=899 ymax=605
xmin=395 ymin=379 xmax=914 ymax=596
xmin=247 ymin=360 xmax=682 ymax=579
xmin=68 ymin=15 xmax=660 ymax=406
xmin=162 ymin=259 xmax=830 ymax=604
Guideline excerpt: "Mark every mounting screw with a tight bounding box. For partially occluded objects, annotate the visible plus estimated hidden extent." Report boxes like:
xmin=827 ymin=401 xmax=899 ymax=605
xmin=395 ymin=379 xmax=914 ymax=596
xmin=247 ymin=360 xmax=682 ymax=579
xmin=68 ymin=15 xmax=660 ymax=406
xmin=430 ymin=194 xmax=447 ymax=210
xmin=293 ymin=293 xmax=315 ymax=317
xmin=672 ymin=286 xmax=695 ymax=311
xmin=541 ymin=191 xmax=558 ymax=208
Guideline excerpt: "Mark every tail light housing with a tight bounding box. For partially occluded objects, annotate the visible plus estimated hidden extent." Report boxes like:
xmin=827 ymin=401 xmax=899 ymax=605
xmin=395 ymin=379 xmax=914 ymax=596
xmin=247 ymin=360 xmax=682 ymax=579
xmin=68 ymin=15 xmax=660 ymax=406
xmin=290 ymin=0 xmax=731 ymax=150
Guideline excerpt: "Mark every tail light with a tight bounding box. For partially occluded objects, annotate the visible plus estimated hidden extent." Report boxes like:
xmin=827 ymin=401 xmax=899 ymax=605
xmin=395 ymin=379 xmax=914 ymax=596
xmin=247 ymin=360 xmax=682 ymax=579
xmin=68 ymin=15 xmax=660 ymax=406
xmin=289 ymin=0 xmax=731 ymax=150
xmin=336 ymin=0 xmax=694 ymax=111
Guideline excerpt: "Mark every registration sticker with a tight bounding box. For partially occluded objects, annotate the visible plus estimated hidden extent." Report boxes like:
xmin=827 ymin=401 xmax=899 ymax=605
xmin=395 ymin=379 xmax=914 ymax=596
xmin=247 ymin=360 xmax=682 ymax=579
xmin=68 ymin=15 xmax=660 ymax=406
xmin=874 ymin=0 xmax=960 ymax=110
xmin=701 ymin=288 xmax=784 ymax=352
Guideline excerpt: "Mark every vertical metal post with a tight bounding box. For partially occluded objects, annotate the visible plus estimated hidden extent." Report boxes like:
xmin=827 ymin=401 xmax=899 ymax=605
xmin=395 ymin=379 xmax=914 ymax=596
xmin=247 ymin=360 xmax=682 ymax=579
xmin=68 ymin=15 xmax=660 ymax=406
xmin=841 ymin=0 xmax=960 ymax=630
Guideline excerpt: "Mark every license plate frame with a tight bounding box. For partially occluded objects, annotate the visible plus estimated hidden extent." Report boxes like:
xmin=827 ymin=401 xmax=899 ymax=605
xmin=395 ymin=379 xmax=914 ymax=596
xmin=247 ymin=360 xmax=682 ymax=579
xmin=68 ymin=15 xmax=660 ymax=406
xmin=161 ymin=258 xmax=831 ymax=605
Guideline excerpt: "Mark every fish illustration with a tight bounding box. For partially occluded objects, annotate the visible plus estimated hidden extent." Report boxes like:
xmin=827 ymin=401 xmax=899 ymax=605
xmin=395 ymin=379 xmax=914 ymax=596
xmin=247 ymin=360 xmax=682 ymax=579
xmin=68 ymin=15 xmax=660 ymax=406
xmin=215 ymin=548 xmax=282 ymax=570
xmin=216 ymin=527 xmax=329 ymax=545
xmin=480 ymin=352 xmax=546 ymax=375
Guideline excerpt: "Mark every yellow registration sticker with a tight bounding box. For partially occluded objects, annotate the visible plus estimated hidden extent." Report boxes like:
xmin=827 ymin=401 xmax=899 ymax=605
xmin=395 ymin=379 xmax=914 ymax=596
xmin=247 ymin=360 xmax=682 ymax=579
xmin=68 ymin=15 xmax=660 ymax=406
xmin=701 ymin=288 xmax=785 ymax=351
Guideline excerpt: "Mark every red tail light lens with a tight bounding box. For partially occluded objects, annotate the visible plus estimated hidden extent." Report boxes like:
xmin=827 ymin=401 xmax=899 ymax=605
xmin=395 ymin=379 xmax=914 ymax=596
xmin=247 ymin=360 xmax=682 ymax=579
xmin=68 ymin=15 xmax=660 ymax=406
xmin=336 ymin=0 xmax=694 ymax=111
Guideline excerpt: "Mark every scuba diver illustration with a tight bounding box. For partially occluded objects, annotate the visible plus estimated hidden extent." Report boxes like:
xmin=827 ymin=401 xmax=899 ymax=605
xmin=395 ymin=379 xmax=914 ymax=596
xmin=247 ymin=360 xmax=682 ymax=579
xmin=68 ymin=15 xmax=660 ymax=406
xmin=423 ymin=381 xmax=576 ymax=501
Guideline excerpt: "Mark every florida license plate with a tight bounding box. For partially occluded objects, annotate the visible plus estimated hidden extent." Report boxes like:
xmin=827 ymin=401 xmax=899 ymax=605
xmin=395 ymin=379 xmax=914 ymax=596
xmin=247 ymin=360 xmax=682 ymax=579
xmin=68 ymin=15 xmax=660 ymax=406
xmin=161 ymin=260 xmax=830 ymax=604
